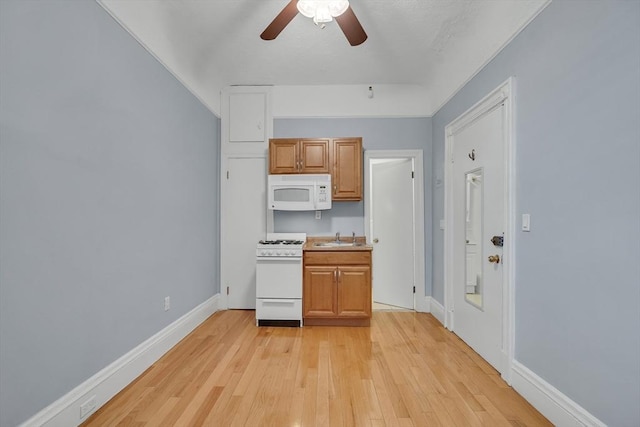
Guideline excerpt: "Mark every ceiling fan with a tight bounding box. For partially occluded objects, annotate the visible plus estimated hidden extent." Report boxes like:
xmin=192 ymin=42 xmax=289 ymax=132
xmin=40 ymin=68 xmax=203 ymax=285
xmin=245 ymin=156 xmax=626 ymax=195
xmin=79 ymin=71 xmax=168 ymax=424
xmin=261 ymin=0 xmax=368 ymax=46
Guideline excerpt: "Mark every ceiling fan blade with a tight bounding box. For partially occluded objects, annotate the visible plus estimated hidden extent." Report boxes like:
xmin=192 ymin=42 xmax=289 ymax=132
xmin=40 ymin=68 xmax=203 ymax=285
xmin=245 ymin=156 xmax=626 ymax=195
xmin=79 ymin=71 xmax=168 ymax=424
xmin=260 ymin=0 xmax=299 ymax=40
xmin=335 ymin=6 xmax=367 ymax=46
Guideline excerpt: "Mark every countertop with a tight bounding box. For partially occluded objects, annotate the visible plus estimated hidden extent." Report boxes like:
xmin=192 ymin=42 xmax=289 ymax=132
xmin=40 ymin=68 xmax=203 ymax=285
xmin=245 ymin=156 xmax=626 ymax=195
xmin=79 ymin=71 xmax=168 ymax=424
xmin=303 ymin=236 xmax=373 ymax=252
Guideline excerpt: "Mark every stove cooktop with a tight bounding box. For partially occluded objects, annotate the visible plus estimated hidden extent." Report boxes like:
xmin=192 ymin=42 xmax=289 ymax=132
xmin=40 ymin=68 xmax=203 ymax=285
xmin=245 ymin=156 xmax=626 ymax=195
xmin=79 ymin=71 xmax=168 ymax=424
xmin=258 ymin=239 xmax=304 ymax=245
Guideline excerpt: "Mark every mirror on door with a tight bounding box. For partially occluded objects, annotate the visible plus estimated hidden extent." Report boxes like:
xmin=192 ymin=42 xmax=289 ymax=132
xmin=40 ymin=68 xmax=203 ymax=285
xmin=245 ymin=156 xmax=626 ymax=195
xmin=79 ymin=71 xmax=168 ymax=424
xmin=465 ymin=169 xmax=483 ymax=308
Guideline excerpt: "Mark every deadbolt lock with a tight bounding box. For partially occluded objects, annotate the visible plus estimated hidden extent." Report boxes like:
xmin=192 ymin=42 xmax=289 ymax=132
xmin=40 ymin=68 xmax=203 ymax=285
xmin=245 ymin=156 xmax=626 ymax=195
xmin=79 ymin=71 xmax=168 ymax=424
xmin=491 ymin=235 xmax=504 ymax=247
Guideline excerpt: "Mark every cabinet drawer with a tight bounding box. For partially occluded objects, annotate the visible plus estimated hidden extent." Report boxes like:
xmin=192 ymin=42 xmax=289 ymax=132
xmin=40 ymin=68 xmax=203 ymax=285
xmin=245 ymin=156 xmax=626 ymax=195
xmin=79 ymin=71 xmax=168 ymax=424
xmin=304 ymin=251 xmax=371 ymax=266
xmin=256 ymin=298 xmax=302 ymax=321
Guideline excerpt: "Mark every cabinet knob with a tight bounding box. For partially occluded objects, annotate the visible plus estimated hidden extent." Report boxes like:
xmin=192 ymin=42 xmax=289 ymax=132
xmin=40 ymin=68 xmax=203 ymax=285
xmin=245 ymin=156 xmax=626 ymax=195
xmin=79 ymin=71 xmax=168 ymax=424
xmin=373 ymin=238 xmax=379 ymax=243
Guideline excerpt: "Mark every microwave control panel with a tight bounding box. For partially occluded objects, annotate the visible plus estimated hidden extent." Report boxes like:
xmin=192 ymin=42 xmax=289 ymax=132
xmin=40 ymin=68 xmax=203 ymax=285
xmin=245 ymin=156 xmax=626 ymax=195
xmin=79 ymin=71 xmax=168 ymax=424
xmin=318 ymin=185 xmax=329 ymax=202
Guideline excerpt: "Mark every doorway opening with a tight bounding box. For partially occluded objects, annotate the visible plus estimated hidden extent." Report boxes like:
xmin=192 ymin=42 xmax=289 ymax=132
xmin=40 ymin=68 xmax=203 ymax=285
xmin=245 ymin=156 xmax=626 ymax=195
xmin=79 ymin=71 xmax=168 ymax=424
xmin=364 ymin=150 xmax=425 ymax=312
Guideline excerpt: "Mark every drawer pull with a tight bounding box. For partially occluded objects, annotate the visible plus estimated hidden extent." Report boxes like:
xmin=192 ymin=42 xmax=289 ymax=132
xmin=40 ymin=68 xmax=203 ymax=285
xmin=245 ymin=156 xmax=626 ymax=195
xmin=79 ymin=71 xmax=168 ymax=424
xmin=262 ymin=299 xmax=296 ymax=305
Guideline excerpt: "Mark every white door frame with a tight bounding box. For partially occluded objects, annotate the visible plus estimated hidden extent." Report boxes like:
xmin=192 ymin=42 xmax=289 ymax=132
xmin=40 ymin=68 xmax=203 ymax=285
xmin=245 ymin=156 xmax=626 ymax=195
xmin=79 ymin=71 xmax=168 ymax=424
xmin=444 ymin=78 xmax=516 ymax=383
xmin=364 ymin=150 xmax=427 ymax=312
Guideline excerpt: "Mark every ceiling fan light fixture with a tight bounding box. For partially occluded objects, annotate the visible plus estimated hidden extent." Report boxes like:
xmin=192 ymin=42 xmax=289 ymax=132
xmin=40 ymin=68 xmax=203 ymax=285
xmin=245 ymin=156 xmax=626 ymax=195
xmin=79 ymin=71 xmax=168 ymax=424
xmin=297 ymin=0 xmax=350 ymax=23
xmin=262 ymin=0 xmax=366 ymax=46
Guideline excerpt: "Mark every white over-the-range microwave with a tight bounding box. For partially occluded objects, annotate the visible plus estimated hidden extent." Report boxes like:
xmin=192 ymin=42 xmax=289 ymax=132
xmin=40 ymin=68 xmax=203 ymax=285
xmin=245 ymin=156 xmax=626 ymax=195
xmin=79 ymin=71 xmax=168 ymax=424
xmin=267 ymin=174 xmax=332 ymax=211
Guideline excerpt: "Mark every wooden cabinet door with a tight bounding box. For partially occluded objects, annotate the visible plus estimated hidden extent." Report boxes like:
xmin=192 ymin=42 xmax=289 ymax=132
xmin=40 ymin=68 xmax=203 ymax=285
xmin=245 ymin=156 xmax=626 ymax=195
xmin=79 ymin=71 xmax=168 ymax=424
xmin=299 ymin=139 xmax=330 ymax=173
xmin=336 ymin=266 xmax=371 ymax=317
xmin=269 ymin=139 xmax=298 ymax=173
xmin=332 ymin=138 xmax=362 ymax=200
xmin=303 ymin=266 xmax=337 ymax=317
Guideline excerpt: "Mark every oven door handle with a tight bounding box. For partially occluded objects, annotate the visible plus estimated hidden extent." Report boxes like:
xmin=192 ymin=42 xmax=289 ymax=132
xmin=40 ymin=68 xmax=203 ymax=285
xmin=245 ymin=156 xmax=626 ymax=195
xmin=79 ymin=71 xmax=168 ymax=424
xmin=261 ymin=299 xmax=298 ymax=305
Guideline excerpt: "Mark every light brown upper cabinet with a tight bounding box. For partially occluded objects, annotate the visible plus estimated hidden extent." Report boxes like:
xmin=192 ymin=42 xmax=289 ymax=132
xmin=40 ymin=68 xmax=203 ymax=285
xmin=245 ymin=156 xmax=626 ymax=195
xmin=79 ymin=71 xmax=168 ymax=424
xmin=331 ymin=138 xmax=362 ymax=201
xmin=269 ymin=137 xmax=363 ymax=201
xmin=269 ymin=138 xmax=330 ymax=174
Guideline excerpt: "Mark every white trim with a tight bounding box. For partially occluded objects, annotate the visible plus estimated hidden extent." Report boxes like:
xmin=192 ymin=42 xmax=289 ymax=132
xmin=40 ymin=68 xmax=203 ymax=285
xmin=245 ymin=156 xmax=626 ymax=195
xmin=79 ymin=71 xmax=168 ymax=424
xmin=20 ymin=295 xmax=221 ymax=427
xmin=443 ymin=77 xmax=515 ymax=383
xmin=364 ymin=150 xmax=425 ymax=313
xmin=427 ymin=297 xmax=445 ymax=325
xmin=273 ymin=115 xmax=432 ymax=120
xmin=430 ymin=0 xmax=551 ymax=115
xmin=511 ymin=361 xmax=606 ymax=427
xmin=96 ymin=1 xmax=221 ymax=117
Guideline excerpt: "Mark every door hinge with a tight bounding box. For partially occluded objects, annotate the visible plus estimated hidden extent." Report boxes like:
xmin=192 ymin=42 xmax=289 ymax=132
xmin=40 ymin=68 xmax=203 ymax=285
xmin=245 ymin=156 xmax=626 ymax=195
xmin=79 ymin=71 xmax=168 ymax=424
xmin=411 ymin=171 xmax=414 ymax=179
xmin=226 ymin=171 xmax=229 ymax=179
xmin=226 ymin=286 xmax=229 ymax=295
xmin=413 ymin=286 xmax=416 ymax=293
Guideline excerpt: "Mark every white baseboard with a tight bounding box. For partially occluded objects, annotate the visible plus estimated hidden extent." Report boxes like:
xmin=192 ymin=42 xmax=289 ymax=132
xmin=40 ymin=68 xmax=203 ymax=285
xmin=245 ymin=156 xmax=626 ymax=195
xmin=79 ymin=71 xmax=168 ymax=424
xmin=428 ymin=297 xmax=445 ymax=325
xmin=416 ymin=296 xmax=445 ymax=325
xmin=414 ymin=294 xmax=428 ymax=313
xmin=20 ymin=294 xmax=221 ymax=427
xmin=511 ymin=360 xmax=605 ymax=427
xmin=413 ymin=297 xmax=603 ymax=426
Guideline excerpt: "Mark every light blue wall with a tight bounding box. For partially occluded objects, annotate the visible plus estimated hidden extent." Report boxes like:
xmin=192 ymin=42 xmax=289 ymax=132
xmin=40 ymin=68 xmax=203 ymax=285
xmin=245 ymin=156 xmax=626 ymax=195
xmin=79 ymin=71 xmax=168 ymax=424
xmin=0 ymin=1 xmax=220 ymax=425
xmin=274 ymin=117 xmax=433 ymax=296
xmin=431 ymin=1 xmax=640 ymax=425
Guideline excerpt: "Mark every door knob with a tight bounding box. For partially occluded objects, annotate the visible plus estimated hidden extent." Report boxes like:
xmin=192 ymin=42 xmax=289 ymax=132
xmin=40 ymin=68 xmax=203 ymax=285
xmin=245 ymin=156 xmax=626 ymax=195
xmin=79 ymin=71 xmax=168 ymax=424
xmin=373 ymin=238 xmax=379 ymax=243
xmin=488 ymin=255 xmax=500 ymax=264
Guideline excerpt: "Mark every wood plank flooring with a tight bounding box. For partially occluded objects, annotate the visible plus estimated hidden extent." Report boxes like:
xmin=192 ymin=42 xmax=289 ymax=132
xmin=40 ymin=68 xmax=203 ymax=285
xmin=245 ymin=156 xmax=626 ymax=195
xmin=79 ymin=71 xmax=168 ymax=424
xmin=82 ymin=310 xmax=551 ymax=426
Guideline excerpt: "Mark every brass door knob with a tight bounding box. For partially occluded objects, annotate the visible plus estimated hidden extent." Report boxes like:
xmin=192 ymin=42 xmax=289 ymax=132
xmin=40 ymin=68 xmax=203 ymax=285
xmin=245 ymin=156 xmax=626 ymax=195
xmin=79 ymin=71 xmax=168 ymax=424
xmin=488 ymin=255 xmax=501 ymax=264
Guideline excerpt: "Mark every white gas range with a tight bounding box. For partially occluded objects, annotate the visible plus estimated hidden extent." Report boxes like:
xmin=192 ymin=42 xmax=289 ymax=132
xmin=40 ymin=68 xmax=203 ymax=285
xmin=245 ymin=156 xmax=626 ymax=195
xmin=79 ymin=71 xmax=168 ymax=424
xmin=255 ymin=233 xmax=306 ymax=327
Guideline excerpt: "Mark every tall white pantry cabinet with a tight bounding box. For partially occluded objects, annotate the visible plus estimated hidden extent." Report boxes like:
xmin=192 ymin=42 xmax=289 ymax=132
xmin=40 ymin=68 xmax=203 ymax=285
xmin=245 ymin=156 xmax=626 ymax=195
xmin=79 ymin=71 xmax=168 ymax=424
xmin=220 ymin=86 xmax=273 ymax=309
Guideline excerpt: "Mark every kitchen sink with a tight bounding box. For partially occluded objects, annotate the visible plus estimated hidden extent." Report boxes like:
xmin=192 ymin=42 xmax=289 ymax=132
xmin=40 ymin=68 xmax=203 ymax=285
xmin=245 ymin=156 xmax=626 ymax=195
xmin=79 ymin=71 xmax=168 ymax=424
xmin=313 ymin=242 xmax=364 ymax=247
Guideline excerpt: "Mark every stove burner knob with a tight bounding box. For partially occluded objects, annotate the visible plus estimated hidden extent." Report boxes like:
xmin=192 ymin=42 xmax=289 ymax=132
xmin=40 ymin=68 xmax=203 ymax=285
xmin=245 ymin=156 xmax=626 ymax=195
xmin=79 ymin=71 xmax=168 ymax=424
xmin=276 ymin=250 xmax=282 ymax=256
xmin=267 ymin=250 xmax=273 ymax=256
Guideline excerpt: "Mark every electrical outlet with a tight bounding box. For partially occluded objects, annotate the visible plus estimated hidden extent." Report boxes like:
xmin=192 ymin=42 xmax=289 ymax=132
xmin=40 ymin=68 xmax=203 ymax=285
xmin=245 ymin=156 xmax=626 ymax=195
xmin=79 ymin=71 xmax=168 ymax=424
xmin=164 ymin=296 xmax=170 ymax=311
xmin=315 ymin=210 xmax=321 ymax=220
xmin=80 ymin=395 xmax=96 ymax=419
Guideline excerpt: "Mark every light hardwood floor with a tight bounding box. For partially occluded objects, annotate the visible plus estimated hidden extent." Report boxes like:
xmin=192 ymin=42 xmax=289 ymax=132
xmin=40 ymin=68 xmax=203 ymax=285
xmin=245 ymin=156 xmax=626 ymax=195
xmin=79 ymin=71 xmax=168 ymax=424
xmin=83 ymin=310 xmax=550 ymax=426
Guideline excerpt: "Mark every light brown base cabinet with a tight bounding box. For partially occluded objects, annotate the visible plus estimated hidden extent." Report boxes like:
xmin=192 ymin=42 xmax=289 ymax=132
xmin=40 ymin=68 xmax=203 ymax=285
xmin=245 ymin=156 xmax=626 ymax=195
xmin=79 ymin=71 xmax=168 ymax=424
xmin=303 ymin=250 xmax=371 ymax=326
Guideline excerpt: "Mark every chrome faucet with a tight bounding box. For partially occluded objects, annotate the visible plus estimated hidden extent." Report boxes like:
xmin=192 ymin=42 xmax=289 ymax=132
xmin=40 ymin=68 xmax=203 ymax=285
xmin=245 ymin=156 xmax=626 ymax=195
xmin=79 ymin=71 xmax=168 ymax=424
xmin=335 ymin=232 xmax=340 ymax=242
xmin=352 ymin=231 xmax=356 ymax=243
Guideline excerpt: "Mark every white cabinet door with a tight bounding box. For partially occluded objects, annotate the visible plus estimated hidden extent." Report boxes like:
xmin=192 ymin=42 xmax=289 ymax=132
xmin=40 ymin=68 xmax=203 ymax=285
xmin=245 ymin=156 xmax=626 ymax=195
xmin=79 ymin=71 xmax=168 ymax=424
xmin=221 ymin=156 xmax=268 ymax=309
xmin=229 ymin=93 xmax=265 ymax=143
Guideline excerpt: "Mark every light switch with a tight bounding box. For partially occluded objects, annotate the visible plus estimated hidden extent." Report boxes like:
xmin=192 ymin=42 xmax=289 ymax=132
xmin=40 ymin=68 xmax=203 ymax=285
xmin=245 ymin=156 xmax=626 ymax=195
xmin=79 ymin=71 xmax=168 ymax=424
xmin=439 ymin=219 xmax=445 ymax=230
xmin=522 ymin=214 xmax=531 ymax=232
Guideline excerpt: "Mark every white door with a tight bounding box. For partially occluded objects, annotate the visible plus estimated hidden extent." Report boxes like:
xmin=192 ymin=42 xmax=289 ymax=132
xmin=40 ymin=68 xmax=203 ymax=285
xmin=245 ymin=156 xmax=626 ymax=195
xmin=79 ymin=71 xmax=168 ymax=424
xmin=221 ymin=156 xmax=267 ymax=309
xmin=451 ymin=105 xmax=505 ymax=372
xmin=369 ymin=158 xmax=415 ymax=309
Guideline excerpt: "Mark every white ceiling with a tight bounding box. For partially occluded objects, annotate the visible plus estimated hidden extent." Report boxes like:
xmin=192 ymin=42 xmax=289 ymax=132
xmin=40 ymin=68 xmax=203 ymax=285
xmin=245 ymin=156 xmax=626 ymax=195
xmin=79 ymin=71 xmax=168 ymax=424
xmin=98 ymin=0 xmax=549 ymax=116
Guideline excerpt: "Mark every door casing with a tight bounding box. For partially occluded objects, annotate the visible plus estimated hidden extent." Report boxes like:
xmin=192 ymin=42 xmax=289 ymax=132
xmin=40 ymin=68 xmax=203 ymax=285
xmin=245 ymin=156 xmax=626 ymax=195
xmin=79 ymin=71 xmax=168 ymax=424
xmin=444 ymin=78 xmax=516 ymax=384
